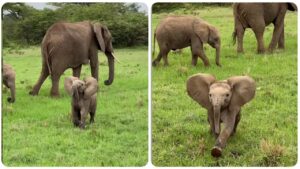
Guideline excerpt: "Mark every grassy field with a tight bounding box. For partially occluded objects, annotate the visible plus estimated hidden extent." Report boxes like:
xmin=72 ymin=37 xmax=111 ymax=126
xmin=152 ymin=6 xmax=297 ymax=166
xmin=2 ymin=46 xmax=148 ymax=166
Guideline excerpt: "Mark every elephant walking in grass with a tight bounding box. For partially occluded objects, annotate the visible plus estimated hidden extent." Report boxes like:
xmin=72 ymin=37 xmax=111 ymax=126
xmin=232 ymin=3 xmax=297 ymax=53
xmin=152 ymin=16 xmax=221 ymax=67
xmin=187 ymin=73 xmax=256 ymax=157
xmin=29 ymin=21 xmax=116 ymax=97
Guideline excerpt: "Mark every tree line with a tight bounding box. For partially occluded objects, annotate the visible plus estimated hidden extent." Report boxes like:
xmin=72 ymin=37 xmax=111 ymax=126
xmin=2 ymin=3 xmax=148 ymax=48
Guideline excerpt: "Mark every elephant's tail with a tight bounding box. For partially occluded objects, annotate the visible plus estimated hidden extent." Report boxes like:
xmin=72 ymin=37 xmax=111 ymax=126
xmin=42 ymin=43 xmax=52 ymax=76
xmin=152 ymin=31 xmax=156 ymax=57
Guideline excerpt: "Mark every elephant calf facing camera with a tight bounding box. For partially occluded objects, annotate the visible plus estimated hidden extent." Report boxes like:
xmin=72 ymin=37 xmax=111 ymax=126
xmin=187 ymin=73 xmax=256 ymax=157
xmin=64 ymin=76 xmax=98 ymax=129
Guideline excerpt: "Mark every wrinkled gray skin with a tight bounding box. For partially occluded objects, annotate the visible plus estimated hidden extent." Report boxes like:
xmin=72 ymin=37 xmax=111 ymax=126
xmin=64 ymin=76 xmax=98 ymax=129
xmin=30 ymin=21 xmax=116 ymax=97
xmin=2 ymin=63 xmax=16 ymax=103
xmin=233 ymin=3 xmax=297 ymax=53
xmin=152 ymin=16 xmax=221 ymax=67
xmin=187 ymin=73 xmax=256 ymax=157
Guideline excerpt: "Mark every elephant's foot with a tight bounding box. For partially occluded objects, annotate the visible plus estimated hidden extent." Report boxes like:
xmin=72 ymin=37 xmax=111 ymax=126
xmin=90 ymin=118 xmax=94 ymax=124
xmin=216 ymin=62 xmax=222 ymax=67
xmin=29 ymin=90 xmax=38 ymax=96
xmin=50 ymin=92 xmax=60 ymax=98
xmin=211 ymin=146 xmax=222 ymax=157
xmin=7 ymin=97 xmax=15 ymax=103
xmin=237 ymin=49 xmax=244 ymax=53
xmin=152 ymin=60 xmax=159 ymax=67
xmin=257 ymin=48 xmax=265 ymax=54
xmin=79 ymin=122 xmax=86 ymax=129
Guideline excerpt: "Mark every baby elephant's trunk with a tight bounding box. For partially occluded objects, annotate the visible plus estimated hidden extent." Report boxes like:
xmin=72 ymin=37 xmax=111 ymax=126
xmin=213 ymin=105 xmax=221 ymax=135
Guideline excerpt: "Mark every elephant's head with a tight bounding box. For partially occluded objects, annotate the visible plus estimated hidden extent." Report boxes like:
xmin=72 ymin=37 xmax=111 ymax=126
xmin=93 ymin=23 xmax=116 ymax=85
xmin=193 ymin=21 xmax=221 ymax=66
xmin=64 ymin=76 xmax=98 ymax=100
xmin=186 ymin=73 xmax=256 ymax=135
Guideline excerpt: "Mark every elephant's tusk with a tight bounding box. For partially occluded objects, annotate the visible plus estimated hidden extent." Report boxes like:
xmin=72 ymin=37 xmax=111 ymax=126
xmin=111 ymin=53 xmax=121 ymax=64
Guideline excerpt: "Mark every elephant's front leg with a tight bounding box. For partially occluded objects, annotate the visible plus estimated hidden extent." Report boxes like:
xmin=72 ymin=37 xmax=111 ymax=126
xmin=198 ymin=45 xmax=210 ymax=67
xmin=211 ymin=110 xmax=237 ymax=157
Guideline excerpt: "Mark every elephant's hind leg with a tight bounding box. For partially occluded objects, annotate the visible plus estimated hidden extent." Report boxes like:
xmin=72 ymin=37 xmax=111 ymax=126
xmin=29 ymin=62 xmax=49 ymax=96
xmin=152 ymin=51 xmax=163 ymax=66
xmin=50 ymin=72 xmax=62 ymax=97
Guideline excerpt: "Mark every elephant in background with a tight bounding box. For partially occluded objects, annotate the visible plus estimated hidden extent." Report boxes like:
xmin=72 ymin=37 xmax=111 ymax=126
xmin=152 ymin=16 xmax=221 ymax=67
xmin=2 ymin=63 xmax=16 ymax=103
xmin=187 ymin=73 xmax=256 ymax=157
xmin=29 ymin=21 xmax=116 ymax=97
xmin=64 ymin=76 xmax=98 ymax=129
xmin=233 ymin=3 xmax=297 ymax=53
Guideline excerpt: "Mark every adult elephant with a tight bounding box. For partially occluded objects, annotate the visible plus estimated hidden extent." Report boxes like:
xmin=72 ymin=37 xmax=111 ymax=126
xmin=152 ymin=16 xmax=221 ymax=67
xmin=29 ymin=21 xmax=116 ymax=97
xmin=233 ymin=3 xmax=297 ymax=53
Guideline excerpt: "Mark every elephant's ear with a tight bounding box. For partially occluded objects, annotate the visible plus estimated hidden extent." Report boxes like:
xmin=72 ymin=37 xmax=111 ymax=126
xmin=193 ymin=19 xmax=209 ymax=43
xmin=93 ymin=23 xmax=106 ymax=52
xmin=288 ymin=3 xmax=297 ymax=11
xmin=83 ymin=77 xmax=98 ymax=99
xmin=64 ymin=76 xmax=79 ymax=96
xmin=186 ymin=73 xmax=216 ymax=110
xmin=227 ymin=76 xmax=256 ymax=111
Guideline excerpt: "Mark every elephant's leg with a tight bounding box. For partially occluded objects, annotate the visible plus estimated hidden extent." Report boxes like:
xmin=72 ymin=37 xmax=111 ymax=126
xmin=152 ymin=51 xmax=163 ymax=66
xmin=191 ymin=54 xmax=198 ymax=66
xmin=237 ymin=27 xmax=245 ymax=53
xmin=162 ymin=50 xmax=170 ymax=66
xmin=268 ymin=14 xmax=285 ymax=52
xmin=79 ymin=109 xmax=88 ymax=129
xmin=211 ymin=111 xmax=237 ymax=157
xmin=278 ymin=26 xmax=285 ymax=49
xmin=253 ymin=28 xmax=265 ymax=54
xmin=231 ymin=111 xmax=241 ymax=136
xmin=29 ymin=62 xmax=49 ymax=95
xmin=89 ymin=101 xmax=97 ymax=123
xmin=90 ymin=52 xmax=99 ymax=81
xmin=72 ymin=107 xmax=80 ymax=127
xmin=198 ymin=45 xmax=210 ymax=67
xmin=72 ymin=65 xmax=82 ymax=78
xmin=250 ymin=19 xmax=265 ymax=54
xmin=7 ymin=79 xmax=15 ymax=103
xmin=50 ymin=72 xmax=62 ymax=97
xmin=90 ymin=111 xmax=95 ymax=123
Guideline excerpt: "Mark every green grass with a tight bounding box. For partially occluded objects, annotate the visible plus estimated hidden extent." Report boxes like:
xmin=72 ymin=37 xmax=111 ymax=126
xmin=152 ymin=6 xmax=297 ymax=166
xmin=2 ymin=46 xmax=148 ymax=166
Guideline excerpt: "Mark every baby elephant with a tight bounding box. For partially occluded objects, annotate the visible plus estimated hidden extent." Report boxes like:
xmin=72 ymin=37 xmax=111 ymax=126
xmin=187 ymin=73 xmax=256 ymax=157
xmin=152 ymin=16 xmax=221 ymax=67
xmin=2 ymin=63 xmax=16 ymax=103
xmin=64 ymin=76 xmax=98 ymax=129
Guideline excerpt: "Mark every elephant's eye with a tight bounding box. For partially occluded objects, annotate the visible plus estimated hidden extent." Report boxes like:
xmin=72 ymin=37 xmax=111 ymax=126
xmin=226 ymin=94 xmax=230 ymax=97
xmin=209 ymin=94 xmax=212 ymax=97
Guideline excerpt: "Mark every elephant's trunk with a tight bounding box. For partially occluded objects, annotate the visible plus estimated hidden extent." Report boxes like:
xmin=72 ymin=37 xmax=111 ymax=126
xmin=104 ymin=52 xmax=115 ymax=85
xmin=213 ymin=105 xmax=221 ymax=135
xmin=215 ymin=45 xmax=221 ymax=66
